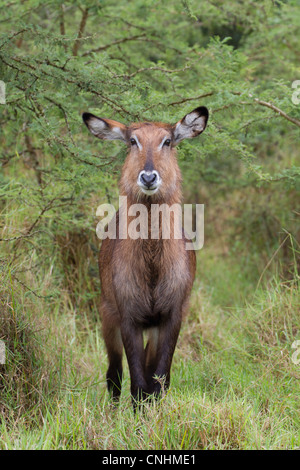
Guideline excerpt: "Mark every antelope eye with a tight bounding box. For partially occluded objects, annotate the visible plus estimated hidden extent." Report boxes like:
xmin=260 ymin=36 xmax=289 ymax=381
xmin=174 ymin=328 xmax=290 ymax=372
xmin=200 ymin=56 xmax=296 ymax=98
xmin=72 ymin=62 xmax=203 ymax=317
xmin=164 ymin=139 xmax=171 ymax=147
xmin=130 ymin=138 xmax=137 ymax=146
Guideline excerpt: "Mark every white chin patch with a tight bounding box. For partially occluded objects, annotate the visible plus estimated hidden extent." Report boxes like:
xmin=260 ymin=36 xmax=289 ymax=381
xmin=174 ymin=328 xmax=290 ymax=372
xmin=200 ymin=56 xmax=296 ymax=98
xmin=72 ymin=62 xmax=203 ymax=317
xmin=140 ymin=187 xmax=159 ymax=196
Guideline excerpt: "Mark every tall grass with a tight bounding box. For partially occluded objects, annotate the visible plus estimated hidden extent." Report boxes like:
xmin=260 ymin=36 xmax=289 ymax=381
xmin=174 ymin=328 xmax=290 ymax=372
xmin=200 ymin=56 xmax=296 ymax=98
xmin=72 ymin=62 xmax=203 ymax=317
xmin=1 ymin=154 xmax=299 ymax=449
xmin=0 ymin=238 xmax=299 ymax=449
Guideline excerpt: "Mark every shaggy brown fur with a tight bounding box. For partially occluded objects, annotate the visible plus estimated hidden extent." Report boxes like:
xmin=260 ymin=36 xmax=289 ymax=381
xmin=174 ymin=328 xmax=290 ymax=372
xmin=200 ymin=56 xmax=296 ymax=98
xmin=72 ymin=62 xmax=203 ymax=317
xmin=82 ymin=107 xmax=209 ymax=406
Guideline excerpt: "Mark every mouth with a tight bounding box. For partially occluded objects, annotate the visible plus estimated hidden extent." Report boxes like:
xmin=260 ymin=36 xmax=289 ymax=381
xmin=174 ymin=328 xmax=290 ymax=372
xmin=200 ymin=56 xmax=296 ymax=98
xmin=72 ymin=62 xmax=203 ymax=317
xmin=139 ymin=186 xmax=159 ymax=195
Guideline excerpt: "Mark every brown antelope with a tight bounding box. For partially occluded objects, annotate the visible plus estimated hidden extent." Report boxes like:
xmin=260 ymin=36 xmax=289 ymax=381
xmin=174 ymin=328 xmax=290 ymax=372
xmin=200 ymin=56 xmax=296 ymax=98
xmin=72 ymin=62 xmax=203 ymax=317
xmin=82 ymin=106 xmax=209 ymax=407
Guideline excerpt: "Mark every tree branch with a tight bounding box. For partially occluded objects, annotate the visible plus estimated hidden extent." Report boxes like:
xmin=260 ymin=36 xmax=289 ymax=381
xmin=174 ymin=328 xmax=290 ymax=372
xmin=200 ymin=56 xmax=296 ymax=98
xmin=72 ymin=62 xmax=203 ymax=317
xmin=2 ymin=55 xmax=138 ymax=119
xmin=212 ymin=92 xmax=300 ymax=129
xmin=0 ymin=28 xmax=28 ymax=50
xmin=24 ymin=134 xmax=43 ymax=186
xmin=72 ymin=7 xmax=89 ymax=56
xmin=59 ymin=4 xmax=65 ymax=36
xmin=168 ymin=92 xmax=214 ymax=107
xmin=82 ymin=33 xmax=147 ymax=56
xmin=113 ymin=63 xmax=191 ymax=80
xmin=59 ymin=3 xmax=67 ymax=52
xmin=252 ymin=97 xmax=300 ymax=128
xmin=0 ymin=231 xmax=43 ymax=242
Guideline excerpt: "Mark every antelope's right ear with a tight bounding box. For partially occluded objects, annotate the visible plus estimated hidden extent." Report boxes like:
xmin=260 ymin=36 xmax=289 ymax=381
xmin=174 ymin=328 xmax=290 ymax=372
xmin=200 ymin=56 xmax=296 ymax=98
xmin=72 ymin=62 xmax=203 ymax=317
xmin=82 ymin=112 xmax=127 ymax=142
xmin=173 ymin=106 xmax=209 ymax=144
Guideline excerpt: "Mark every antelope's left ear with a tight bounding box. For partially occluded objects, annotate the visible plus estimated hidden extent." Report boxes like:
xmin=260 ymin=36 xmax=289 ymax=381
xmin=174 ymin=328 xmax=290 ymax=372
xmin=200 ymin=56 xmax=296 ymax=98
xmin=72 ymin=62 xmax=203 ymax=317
xmin=173 ymin=106 xmax=209 ymax=144
xmin=82 ymin=112 xmax=127 ymax=142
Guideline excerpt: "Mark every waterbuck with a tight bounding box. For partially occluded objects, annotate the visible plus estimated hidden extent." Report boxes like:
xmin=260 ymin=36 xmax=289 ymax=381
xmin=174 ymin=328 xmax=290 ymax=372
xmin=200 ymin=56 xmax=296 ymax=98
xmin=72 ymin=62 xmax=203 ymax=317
xmin=82 ymin=106 xmax=209 ymax=406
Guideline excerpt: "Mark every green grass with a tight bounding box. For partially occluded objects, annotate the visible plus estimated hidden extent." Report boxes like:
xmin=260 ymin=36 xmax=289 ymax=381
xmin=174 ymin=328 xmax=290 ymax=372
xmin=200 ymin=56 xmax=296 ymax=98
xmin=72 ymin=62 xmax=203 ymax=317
xmin=0 ymin=244 xmax=299 ymax=450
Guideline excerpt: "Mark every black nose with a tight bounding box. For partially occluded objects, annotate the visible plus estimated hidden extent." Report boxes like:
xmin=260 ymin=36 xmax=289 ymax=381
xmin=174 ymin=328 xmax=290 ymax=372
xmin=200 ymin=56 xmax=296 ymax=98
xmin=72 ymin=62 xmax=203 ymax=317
xmin=141 ymin=172 xmax=157 ymax=188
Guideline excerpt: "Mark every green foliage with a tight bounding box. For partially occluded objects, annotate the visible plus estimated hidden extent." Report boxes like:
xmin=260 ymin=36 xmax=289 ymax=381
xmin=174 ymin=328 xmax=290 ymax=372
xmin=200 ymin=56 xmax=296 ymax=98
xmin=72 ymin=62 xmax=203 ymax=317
xmin=0 ymin=0 xmax=299 ymax=283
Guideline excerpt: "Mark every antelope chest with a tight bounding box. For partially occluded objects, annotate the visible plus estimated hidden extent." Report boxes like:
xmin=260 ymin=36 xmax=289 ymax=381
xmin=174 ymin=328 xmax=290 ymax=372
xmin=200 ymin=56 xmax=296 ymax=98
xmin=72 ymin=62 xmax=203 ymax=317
xmin=112 ymin=239 xmax=190 ymax=325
